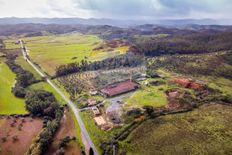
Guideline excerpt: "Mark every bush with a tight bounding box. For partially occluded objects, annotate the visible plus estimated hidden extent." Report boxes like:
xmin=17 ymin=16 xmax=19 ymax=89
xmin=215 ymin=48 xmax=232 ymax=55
xmin=58 ymin=136 xmax=71 ymax=148
xmin=12 ymin=86 xmax=26 ymax=98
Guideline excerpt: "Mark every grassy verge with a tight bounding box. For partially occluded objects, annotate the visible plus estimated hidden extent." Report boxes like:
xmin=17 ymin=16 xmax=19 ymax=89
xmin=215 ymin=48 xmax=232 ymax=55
xmin=79 ymin=110 xmax=108 ymax=154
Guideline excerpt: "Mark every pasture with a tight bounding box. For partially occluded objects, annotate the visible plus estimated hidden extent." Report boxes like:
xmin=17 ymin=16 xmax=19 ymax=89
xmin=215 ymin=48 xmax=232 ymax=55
xmin=0 ymin=58 xmax=27 ymax=114
xmin=6 ymin=33 xmax=129 ymax=75
xmin=15 ymin=55 xmax=42 ymax=80
xmin=125 ymin=85 xmax=168 ymax=108
xmin=120 ymin=104 xmax=232 ymax=155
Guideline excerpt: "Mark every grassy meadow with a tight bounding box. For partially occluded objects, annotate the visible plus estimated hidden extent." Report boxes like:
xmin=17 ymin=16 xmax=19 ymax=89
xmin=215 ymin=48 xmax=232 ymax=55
xmin=125 ymin=84 xmax=168 ymax=108
xmin=120 ymin=104 xmax=232 ymax=155
xmin=5 ymin=33 xmax=129 ymax=75
xmin=0 ymin=58 xmax=27 ymax=114
xmin=15 ymin=55 xmax=42 ymax=80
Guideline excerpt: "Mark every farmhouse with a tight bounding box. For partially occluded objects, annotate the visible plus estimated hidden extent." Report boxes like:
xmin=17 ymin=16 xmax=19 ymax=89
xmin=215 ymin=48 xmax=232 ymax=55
xmin=91 ymin=106 xmax=101 ymax=116
xmin=173 ymin=78 xmax=204 ymax=91
xmin=87 ymin=99 xmax=97 ymax=107
xmin=100 ymin=80 xmax=139 ymax=97
xmin=173 ymin=78 xmax=191 ymax=87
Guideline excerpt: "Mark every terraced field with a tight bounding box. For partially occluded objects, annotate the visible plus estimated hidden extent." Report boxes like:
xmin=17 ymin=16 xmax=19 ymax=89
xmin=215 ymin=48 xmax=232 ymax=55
xmin=5 ymin=33 xmax=129 ymax=75
xmin=0 ymin=58 xmax=27 ymax=114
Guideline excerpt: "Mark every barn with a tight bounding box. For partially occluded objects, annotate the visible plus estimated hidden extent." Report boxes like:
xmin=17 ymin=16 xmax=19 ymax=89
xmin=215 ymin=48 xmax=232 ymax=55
xmin=100 ymin=80 xmax=139 ymax=97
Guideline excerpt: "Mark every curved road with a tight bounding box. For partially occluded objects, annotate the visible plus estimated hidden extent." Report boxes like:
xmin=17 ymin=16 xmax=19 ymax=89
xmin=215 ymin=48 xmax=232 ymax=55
xmin=19 ymin=40 xmax=99 ymax=155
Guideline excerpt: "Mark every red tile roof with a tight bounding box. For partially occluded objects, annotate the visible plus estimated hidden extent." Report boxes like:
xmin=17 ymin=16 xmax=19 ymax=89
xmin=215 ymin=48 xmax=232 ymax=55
xmin=101 ymin=80 xmax=139 ymax=97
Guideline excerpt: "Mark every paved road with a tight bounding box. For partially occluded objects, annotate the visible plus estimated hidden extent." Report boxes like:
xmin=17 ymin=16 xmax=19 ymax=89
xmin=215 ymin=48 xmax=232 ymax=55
xmin=19 ymin=40 xmax=99 ymax=155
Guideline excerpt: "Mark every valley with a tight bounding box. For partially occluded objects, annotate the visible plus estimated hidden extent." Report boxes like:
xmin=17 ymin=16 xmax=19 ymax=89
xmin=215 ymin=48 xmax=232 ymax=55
xmin=0 ymin=23 xmax=232 ymax=155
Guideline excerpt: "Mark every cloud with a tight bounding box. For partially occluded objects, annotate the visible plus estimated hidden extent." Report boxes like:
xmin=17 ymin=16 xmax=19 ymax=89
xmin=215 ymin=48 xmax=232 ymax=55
xmin=73 ymin=0 xmax=232 ymax=19
xmin=0 ymin=0 xmax=231 ymax=19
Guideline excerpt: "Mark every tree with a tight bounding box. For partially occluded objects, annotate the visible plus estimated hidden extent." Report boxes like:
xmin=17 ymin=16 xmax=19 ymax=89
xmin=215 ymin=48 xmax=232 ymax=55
xmin=25 ymin=90 xmax=58 ymax=117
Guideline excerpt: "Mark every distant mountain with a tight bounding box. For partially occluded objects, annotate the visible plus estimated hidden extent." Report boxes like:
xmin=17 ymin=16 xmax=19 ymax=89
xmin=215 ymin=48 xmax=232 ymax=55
xmin=0 ymin=17 xmax=231 ymax=27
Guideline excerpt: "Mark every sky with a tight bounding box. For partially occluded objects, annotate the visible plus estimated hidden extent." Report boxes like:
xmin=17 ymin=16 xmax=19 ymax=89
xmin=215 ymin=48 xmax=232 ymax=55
xmin=0 ymin=0 xmax=231 ymax=19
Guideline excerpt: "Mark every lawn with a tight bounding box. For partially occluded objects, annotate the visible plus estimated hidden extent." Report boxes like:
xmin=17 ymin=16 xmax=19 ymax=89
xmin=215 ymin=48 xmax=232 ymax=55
xmin=120 ymin=104 xmax=232 ymax=155
xmin=125 ymin=85 xmax=168 ymax=108
xmin=4 ymin=32 xmax=128 ymax=75
xmin=0 ymin=58 xmax=27 ymax=114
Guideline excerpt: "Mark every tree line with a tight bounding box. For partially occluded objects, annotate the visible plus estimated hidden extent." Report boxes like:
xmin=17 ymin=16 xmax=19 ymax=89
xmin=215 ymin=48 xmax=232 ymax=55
xmin=5 ymin=53 xmax=40 ymax=98
xmin=4 ymin=52 xmax=64 ymax=155
xmin=55 ymin=52 xmax=143 ymax=77
xmin=25 ymin=89 xmax=64 ymax=155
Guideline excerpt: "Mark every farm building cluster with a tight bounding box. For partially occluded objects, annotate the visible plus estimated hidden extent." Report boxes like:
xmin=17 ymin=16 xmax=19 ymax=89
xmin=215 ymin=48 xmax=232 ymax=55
xmin=63 ymin=63 xmax=208 ymax=131
xmin=84 ymin=79 xmax=141 ymax=130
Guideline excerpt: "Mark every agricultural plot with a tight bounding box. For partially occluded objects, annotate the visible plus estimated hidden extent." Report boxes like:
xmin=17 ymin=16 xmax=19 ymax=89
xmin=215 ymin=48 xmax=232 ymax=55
xmin=119 ymin=104 xmax=232 ymax=155
xmin=6 ymin=33 xmax=129 ymax=75
xmin=4 ymin=40 xmax=20 ymax=49
xmin=0 ymin=116 xmax=43 ymax=155
xmin=125 ymin=84 xmax=168 ymax=108
xmin=56 ymin=67 xmax=146 ymax=99
xmin=15 ymin=55 xmax=42 ymax=80
xmin=45 ymin=109 xmax=82 ymax=155
xmin=0 ymin=58 xmax=27 ymax=114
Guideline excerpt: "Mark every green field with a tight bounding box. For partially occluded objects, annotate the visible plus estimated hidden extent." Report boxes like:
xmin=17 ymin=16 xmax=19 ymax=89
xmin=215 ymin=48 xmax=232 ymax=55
xmin=28 ymin=82 xmax=66 ymax=104
xmin=5 ymin=33 xmax=128 ymax=75
xmin=15 ymin=55 xmax=42 ymax=80
xmin=120 ymin=104 xmax=232 ymax=155
xmin=125 ymin=84 xmax=168 ymax=108
xmin=0 ymin=58 xmax=27 ymax=114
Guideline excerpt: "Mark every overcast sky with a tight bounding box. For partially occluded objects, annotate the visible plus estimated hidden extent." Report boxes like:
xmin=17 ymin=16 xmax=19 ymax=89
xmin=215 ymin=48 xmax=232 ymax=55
xmin=0 ymin=0 xmax=231 ymax=19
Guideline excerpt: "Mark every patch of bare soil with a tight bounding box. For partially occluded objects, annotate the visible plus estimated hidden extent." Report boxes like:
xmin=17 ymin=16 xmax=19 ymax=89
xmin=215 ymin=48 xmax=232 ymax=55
xmin=0 ymin=116 xmax=43 ymax=155
xmin=45 ymin=109 xmax=81 ymax=155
